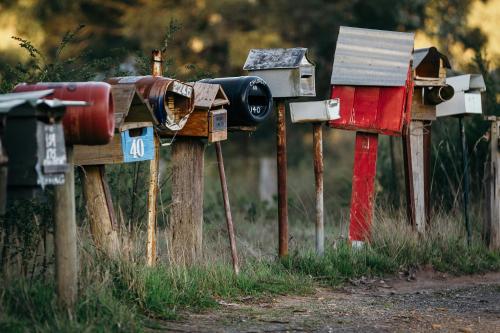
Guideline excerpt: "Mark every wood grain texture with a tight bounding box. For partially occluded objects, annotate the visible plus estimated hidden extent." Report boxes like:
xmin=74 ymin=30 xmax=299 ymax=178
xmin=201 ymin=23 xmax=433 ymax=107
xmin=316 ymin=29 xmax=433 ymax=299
xmin=146 ymin=136 xmax=159 ymax=266
xmin=73 ymin=135 xmax=123 ymax=165
xmin=485 ymin=118 xmax=500 ymax=250
xmin=408 ymin=121 xmax=426 ymax=233
xmin=411 ymin=88 xmax=436 ymax=121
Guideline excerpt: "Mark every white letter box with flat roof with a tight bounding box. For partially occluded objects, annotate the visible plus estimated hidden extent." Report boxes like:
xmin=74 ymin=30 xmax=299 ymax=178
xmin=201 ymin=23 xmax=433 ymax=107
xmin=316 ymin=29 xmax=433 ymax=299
xmin=436 ymin=74 xmax=486 ymax=117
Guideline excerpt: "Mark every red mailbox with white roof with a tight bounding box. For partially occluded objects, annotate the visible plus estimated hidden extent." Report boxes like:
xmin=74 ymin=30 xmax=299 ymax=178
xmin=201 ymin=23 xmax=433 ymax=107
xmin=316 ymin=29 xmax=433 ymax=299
xmin=328 ymin=26 xmax=415 ymax=245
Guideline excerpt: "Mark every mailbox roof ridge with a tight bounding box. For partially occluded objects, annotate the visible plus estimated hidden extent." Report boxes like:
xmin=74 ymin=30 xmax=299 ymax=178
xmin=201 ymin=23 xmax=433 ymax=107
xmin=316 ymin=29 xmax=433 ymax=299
xmin=243 ymin=47 xmax=312 ymax=70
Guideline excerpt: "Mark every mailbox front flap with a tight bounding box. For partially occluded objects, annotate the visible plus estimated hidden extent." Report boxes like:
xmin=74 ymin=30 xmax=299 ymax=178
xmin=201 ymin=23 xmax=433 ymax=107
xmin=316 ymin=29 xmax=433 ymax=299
xmin=290 ymin=99 xmax=340 ymax=123
xmin=331 ymin=26 xmax=414 ymax=87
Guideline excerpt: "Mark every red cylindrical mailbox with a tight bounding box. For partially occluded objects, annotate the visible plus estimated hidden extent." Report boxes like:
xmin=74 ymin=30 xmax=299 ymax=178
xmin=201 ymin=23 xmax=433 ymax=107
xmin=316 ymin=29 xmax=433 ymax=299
xmin=13 ymin=82 xmax=114 ymax=145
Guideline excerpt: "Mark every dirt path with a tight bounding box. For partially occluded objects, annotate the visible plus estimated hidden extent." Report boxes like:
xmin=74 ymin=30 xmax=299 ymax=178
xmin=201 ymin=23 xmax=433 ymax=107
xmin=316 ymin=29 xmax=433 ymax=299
xmin=150 ymin=271 xmax=500 ymax=332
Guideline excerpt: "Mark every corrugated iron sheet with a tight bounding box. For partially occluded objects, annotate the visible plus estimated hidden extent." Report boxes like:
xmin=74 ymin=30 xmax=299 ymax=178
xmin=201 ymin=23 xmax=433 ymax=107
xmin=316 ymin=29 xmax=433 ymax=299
xmin=331 ymin=26 xmax=414 ymax=87
xmin=243 ymin=48 xmax=310 ymax=70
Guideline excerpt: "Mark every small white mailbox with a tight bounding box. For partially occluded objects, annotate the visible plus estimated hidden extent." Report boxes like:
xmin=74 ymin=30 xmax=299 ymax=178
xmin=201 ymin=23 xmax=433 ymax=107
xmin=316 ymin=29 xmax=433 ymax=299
xmin=289 ymin=99 xmax=340 ymax=123
xmin=243 ymin=48 xmax=315 ymax=98
xmin=436 ymin=74 xmax=486 ymax=117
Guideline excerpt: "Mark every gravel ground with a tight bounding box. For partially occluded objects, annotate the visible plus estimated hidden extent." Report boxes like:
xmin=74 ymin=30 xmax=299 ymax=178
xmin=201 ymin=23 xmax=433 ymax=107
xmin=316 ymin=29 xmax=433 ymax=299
xmin=149 ymin=271 xmax=500 ymax=332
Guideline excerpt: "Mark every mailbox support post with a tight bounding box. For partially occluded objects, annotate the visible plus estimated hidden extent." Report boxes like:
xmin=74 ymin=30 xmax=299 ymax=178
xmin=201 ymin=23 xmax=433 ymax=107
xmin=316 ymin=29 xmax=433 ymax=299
xmin=458 ymin=116 xmax=472 ymax=245
xmin=350 ymin=132 xmax=378 ymax=246
xmin=313 ymin=123 xmax=324 ymax=255
xmin=146 ymin=135 xmax=159 ymax=266
xmin=54 ymin=147 xmax=77 ymax=311
xmin=485 ymin=116 xmax=500 ymax=250
xmin=276 ymin=100 xmax=288 ymax=257
xmin=215 ymin=142 xmax=240 ymax=275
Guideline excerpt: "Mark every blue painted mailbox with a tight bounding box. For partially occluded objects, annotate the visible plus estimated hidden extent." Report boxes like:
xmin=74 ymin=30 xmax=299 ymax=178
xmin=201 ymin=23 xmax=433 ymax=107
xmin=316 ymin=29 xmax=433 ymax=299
xmin=74 ymin=84 xmax=157 ymax=165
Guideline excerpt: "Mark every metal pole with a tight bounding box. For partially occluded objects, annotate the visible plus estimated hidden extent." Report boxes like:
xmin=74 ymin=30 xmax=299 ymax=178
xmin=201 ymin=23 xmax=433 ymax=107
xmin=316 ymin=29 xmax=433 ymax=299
xmin=459 ymin=116 xmax=471 ymax=245
xmin=313 ymin=123 xmax=324 ymax=255
xmin=276 ymin=100 xmax=288 ymax=257
xmin=54 ymin=147 xmax=77 ymax=312
xmin=215 ymin=142 xmax=240 ymax=275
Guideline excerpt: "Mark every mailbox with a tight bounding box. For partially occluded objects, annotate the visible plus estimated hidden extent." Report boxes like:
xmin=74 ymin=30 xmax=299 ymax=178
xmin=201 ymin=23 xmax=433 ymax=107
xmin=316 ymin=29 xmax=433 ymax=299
xmin=243 ymin=48 xmax=315 ymax=98
xmin=329 ymin=27 xmax=414 ymax=135
xmin=176 ymin=82 xmax=228 ymax=142
xmin=74 ymin=84 xmax=156 ymax=165
xmin=200 ymin=76 xmax=273 ymax=127
xmin=107 ymin=76 xmax=195 ymax=132
xmin=13 ymin=82 xmax=114 ymax=145
xmin=0 ymin=90 xmax=70 ymax=197
xmin=436 ymin=74 xmax=486 ymax=117
xmin=290 ymin=99 xmax=340 ymax=123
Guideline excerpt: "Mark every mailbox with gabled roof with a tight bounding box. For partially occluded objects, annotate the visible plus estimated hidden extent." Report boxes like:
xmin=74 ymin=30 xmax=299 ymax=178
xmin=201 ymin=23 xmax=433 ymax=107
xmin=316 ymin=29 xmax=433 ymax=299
xmin=328 ymin=26 xmax=415 ymax=245
xmin=177 ymin=81 xmax=229 ymax=142
xmin=74 ymin=84 xmax=157 ymax=165
xmin=243 ymin=48 xmax=315 ymax=98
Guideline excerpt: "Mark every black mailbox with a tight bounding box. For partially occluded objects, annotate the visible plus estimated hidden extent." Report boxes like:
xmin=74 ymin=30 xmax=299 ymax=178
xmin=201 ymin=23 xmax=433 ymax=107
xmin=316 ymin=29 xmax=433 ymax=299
xmin=200 ymin=76 xmax=273 ymax=127
xmin=1 ymin=90 xmax=69 ymax=198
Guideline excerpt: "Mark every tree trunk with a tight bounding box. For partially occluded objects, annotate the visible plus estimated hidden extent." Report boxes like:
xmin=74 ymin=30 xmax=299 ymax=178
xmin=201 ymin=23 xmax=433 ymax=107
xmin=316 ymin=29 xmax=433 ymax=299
xmin=168 ymin=138 xmax=205 ymax=265
xmin=82 ymin=165 xmax=120 ymax=258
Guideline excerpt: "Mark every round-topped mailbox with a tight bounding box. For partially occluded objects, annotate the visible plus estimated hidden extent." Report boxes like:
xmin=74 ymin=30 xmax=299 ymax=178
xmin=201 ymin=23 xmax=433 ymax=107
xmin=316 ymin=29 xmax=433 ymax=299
xmin=13 ymin=82 xmax=114 ymax=145
xmin=201 ymin=76 xmax=273 ymax=127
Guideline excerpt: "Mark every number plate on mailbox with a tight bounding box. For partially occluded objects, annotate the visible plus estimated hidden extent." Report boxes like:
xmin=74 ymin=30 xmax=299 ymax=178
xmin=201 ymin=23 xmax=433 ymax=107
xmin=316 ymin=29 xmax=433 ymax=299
xmin=121 ymin=126 xmax=155 ymax=163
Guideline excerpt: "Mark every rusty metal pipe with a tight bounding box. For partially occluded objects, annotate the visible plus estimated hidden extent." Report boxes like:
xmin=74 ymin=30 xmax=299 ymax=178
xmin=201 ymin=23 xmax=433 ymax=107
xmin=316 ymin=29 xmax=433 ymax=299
xmin=152 ymin=49 xmax=162 ymax=77
xmin=215 ymin=142 xmax=240 ymax=275
xmin=313 ymin=123 xmax=324 ymax=255
xmin=276 ymin=100 xmax=288 ymax=257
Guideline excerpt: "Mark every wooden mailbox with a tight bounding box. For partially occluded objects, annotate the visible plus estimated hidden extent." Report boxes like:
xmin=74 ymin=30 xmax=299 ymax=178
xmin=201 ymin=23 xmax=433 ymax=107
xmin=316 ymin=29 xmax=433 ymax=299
xmin=243 ymin=48 xmax=315 ymax=98
xmin=404 ymin=47 xmax=453 ymax=232
xmin=74 ymin=84 xmax=156 ymax=165
xmin=177 ymin=82 xmax=228 ymax=142
xmin=328 ymin=26 xmax=415 ymax=245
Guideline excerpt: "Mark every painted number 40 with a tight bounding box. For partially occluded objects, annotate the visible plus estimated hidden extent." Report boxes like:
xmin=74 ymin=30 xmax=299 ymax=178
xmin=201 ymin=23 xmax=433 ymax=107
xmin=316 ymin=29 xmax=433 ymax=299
xmin=129 ymin=138 xmax=145 ymax=158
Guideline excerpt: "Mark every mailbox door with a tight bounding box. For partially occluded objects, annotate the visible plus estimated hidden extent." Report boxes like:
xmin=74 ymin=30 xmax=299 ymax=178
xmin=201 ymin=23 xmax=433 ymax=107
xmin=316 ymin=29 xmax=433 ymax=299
xmin=121 ymin=127 xmax=154 ymax=163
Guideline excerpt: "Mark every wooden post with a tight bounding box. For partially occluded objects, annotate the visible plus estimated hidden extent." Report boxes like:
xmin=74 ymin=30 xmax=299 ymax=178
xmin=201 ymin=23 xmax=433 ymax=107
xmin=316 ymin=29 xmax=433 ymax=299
xmin=403 ymin=120 xmax=427 ymax=233
xmin=168 ymin=138 xmax=205 ymax=265
xmin=145 ymin=49 xmax=162 ymax=266
xmin=82 ymin=165 xmax=120 ymax=257
xmin=349 ymin=132 xmax=378 ymax=246
xmin=146 ymin=135 xmax=159 ymax=266
xmin=458 ymin=116 xmax=472 ymax=245
xmin=313 ymin=123 xmax=324 ymax=255
xmin=485 ymin=116 xmax=500 ymax=250
xmin=54 ymin=147 xmax=77 ymax=311
xmin=215 ymin=142 xmax=240 ymax=275
xmin=276 ymin=100 xmax=288 ymax=257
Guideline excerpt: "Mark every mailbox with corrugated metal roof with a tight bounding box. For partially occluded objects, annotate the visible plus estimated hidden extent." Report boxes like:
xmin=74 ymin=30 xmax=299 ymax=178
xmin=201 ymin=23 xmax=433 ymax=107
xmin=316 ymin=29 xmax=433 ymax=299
xmin=329 ymin=26 xmax=415 ymax=135
xmin=177 ymin=82 xmax=228 ymax=142
xmin=74 ymin=84 xmax=157 ymax=165
xmin=328 ymin=26 xmax=415 ymax=246
xmin=436 ymin=74 xmax=486 ymax=117
xmin=243 ymin=48 xmax=315 ymax=98
xmin=0 ymin=90 xmax=70 ymax=197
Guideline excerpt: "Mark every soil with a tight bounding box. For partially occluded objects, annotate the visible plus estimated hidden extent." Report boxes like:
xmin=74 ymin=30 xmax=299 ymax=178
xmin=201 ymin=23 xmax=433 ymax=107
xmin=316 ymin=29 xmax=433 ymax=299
xmin=149 ymin=270 xmax=500 ymax=332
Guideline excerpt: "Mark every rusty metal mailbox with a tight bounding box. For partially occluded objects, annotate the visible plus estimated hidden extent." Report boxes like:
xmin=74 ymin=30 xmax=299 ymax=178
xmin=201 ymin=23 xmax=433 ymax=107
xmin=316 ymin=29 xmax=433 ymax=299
xmin=0 ymin=90 xmax=70 ymax=197
xmin=107 ymin=76 xmax=195 ymax=133
xmin=74 ymin=84 xmax=156 ymax=165
xmin=328 ymin=26 xmax=415 ymax=246
xmin=177 ymin=82 xmax=229 ymax=142
xmin=243 ymin=48 xmax=315 ymax=98
xmin=200 ymin=76 xmax=273 ymax=128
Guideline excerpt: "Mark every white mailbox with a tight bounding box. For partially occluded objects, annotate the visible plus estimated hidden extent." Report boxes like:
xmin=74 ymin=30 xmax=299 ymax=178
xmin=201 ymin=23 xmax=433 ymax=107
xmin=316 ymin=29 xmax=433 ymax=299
xmin=436 ymin=74 xmax=486 ymax=117
xmin=289 ymin=99 xmax=340 ymax=123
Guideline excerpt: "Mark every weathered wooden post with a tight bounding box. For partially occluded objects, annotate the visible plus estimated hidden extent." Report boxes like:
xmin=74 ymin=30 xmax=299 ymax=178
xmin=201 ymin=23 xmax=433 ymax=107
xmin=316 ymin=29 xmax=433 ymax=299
xmin=289 ymin=99 xmax=340 ymax=255
xmin=484 ymin=116 xmax=500 ymax=249
xmin=404 ymin=47 xmax=453 ymax=232
xmin=243 ymin=48 xmax=316 ymax=257
xmin=436 ymin=74 xmax=486 ymax=244
xmin=328 ymin=27 xmax=415 ymax=246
